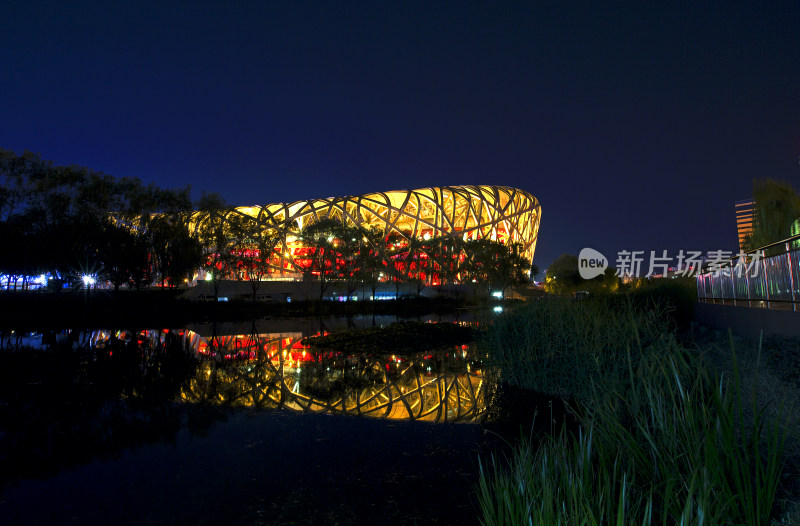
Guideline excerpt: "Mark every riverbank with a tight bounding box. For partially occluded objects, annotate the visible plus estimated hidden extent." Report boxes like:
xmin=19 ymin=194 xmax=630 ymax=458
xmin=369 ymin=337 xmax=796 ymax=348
xmin=0 ymin=289 xmax=485 ymax=329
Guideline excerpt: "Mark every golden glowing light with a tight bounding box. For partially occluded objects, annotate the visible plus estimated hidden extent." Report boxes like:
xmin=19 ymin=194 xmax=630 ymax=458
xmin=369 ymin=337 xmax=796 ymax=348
xmin=189 ymin=185 xmax=541 ymax=276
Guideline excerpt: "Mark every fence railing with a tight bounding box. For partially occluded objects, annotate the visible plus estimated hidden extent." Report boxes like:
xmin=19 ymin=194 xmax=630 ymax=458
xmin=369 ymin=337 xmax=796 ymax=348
xmin=696 ymin=234 xmax=800 ymax=311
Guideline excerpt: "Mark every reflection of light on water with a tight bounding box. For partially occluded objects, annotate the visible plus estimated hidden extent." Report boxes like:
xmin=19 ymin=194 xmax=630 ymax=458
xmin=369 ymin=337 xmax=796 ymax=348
xmin=181 ymin=353 xmax=487 ymax=423
xmin=493 ymin=306 xmax=503 ymax=313
xmin=41 ymin=325 xmax=488 ymax=422
xmin=76 ymin=323 xmax=487 ymax=423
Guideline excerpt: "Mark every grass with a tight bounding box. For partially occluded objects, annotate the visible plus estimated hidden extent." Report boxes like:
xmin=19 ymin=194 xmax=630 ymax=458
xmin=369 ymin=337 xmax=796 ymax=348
xmin=477 ymin=298 xmax=792 ymax=525
xmin=481 ymin=297 xmax=671 ymax=400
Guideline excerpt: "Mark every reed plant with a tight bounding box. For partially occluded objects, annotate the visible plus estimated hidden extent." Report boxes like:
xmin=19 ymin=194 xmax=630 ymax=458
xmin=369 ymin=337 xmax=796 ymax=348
xmin=481 ymin=297 xmax=671 ymax=400
xmin=478 ymin=300 xmax=791 ymax=525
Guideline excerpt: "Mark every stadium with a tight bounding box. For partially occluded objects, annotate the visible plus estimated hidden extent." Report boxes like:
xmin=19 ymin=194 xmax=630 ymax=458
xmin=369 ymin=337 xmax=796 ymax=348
xmin=190 ymin=185 xmax=541 ymax=280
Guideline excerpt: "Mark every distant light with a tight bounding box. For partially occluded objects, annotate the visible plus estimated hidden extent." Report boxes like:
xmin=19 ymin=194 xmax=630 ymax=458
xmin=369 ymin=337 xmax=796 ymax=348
xmin=82 ymin=275 xmax=96 ymax=286
xmin=493 ymin=306 xmax=503 ymax=313
xmin=205 ymin=273 xmax=213 ymax=281
xmin=491 ymin=291 xmax=503 ymax=299
xmin=217 ymin=296 xmax=229 ymax=302
xmin=423 ymin=232 xmax=431 ymax=240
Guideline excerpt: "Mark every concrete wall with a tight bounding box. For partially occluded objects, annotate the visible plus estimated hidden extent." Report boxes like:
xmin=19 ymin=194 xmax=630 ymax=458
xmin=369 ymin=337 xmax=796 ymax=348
xmin=695 ymin=302 xmax=800 ymax=340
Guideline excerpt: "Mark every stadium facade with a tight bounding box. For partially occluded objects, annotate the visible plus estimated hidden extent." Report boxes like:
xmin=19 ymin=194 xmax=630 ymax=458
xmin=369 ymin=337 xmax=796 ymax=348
xmin=191 ymin=185 xmax=541 ymax=278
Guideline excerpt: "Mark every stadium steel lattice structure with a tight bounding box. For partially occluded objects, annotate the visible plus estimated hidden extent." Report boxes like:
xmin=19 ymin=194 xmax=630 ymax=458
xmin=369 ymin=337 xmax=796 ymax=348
xmin=191 ymin=185 xmax=541 ymax=277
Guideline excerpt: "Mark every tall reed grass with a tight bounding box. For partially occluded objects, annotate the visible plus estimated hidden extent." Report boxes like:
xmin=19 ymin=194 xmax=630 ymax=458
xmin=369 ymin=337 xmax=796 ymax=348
xmin=481 ymin=297 xmax=670 ymax=400
xmin=478 ymin=299 xmax=790 ymax=525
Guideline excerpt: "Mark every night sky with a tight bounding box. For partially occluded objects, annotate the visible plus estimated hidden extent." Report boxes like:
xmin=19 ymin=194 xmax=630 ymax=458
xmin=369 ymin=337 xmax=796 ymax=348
xmin=2 ymin=1 xmax=799 ymax=272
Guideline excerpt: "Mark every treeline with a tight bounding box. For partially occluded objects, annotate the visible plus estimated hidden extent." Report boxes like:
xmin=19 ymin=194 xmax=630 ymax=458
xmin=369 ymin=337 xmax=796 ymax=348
xmin=744 ymin=178 xmax=800 ymax=252
xmin=0 ymin=149 xmax=204 ymax=291
xmin=292 ymin=219 xmax=532 ymax=300
xmin=1 ymin=150 xmax=534 ymax=297
xmin=196 ymin=205 xmax=535 ymax=300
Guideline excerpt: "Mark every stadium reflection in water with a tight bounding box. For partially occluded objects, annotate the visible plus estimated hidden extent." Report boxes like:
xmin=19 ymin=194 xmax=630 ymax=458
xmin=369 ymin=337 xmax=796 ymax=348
xmin=176 ymin=324 xmax=487 ymax=423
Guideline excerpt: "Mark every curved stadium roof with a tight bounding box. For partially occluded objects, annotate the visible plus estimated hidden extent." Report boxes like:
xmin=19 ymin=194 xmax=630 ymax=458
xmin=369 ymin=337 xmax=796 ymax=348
xmin=192 ymin=185 xmax=541 ymax=275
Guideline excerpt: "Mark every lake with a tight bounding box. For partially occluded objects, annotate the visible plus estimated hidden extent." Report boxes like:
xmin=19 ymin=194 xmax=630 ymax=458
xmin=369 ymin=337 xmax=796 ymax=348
xmin=0 ymin=313 xmax=517 ymax=525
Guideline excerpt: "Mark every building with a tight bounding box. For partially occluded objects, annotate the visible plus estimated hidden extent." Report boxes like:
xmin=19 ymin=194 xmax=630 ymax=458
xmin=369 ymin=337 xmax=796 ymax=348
xmin=735 ymin=198 xmax=754 ymax=252
xmin=190 ymin=185 xmax=541 ymax=279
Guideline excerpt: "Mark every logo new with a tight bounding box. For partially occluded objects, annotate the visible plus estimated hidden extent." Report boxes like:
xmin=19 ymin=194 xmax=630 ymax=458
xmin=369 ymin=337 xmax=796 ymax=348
xmin=578 ymin=248 xmax=608 ymax=279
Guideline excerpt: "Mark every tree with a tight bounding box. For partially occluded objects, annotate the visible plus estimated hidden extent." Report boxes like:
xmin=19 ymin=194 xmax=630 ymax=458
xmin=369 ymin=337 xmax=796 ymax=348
xmin=0 ymin=149 xmax=40 ymax=222
xmin=227 ymin=213 xmax=283 ymax=300
xmin=419 ymin=235 xmax=464 ymax=293
xmin=745 ymin=178 xmax=800 ymax=252
xmin=333 ymin=222 xmax=366 ymax=301
xmin=146 ymin=189 xmax=201 ymax=288
xmin=384 ymin=231 xmax=409 ymax=298
xmin=544 ymin=253 xmax=619 ymax=295
xmin=488 ymin=241 xmax=532 ymax=297
xmin=543 ymin=254 xmax=582 ymax=295
xmin=195 ymin=192 xmax=235 ymax=297
xmin=116 ymin=182 xmax=198 ymax=288
xmin=464 ymin=239 xmax=532 ymax=297
xmin=400 ymin=236 xmax=427 ymax=296
xmin=299 ymin=218 xmax=344 ymax=301
xmin=98 ymin=221 xmax=150 ymax=291
xmin=357 ymin=226 xmax=389 ymax=300
xmin=0 ymin=149 xmax=202 ymax=291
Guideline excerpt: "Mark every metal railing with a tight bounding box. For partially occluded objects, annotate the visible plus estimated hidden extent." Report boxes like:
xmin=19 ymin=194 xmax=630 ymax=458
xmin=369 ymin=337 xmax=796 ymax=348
xmin=696 ymin=234 xmax=800 ymax=311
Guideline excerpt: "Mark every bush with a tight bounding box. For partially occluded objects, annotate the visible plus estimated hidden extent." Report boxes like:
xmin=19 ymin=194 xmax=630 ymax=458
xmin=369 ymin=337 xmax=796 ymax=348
xmin=625 ymin=276 xmax=698 ymax=328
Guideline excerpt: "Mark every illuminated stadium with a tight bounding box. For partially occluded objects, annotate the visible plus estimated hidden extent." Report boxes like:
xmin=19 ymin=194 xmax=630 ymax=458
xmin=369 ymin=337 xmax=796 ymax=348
xmin=191 ymin=185 xmax=541 ymax=280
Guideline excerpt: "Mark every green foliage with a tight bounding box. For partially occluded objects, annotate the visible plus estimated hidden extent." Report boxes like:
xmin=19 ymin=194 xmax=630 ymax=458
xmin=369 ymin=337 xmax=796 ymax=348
xmin=543 ymin=253 xmax=581 ymax=294
xmin=465 ymin=239 xmax=532 ymax=295
xmin=195 ymin=192 xmax=233 ymax=292
xmin=745 ymin=178 xmax=800 ymax=252
xmin=481 ymin=297 xmax=670 ymax=399
xmin=299 ymin=218 xmax=360 ymax=300
xmin=298 ymin=216 xmax=532 ymax=298
xmin=0 ymin=149 xmax=201 ymax=289
xmin=544 ymin=253 xmax=619 ymax=295
xmin=478 ymin=427 xmax=646 ymax=526
xmin=478 ymin=301 xmax=791 ymax=525
xmin=624 ymin=276 xmax=698 ymax=328
xmin=228 ymin=213 xmax=283 ymax=299
xmin=356 ymin=225 xmax=390 ymax=297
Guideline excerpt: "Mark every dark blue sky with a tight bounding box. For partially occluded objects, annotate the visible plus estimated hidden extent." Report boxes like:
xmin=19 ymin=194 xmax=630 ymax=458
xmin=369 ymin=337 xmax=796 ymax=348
xmin=2 ymin=1 xmax=799 ymax=271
